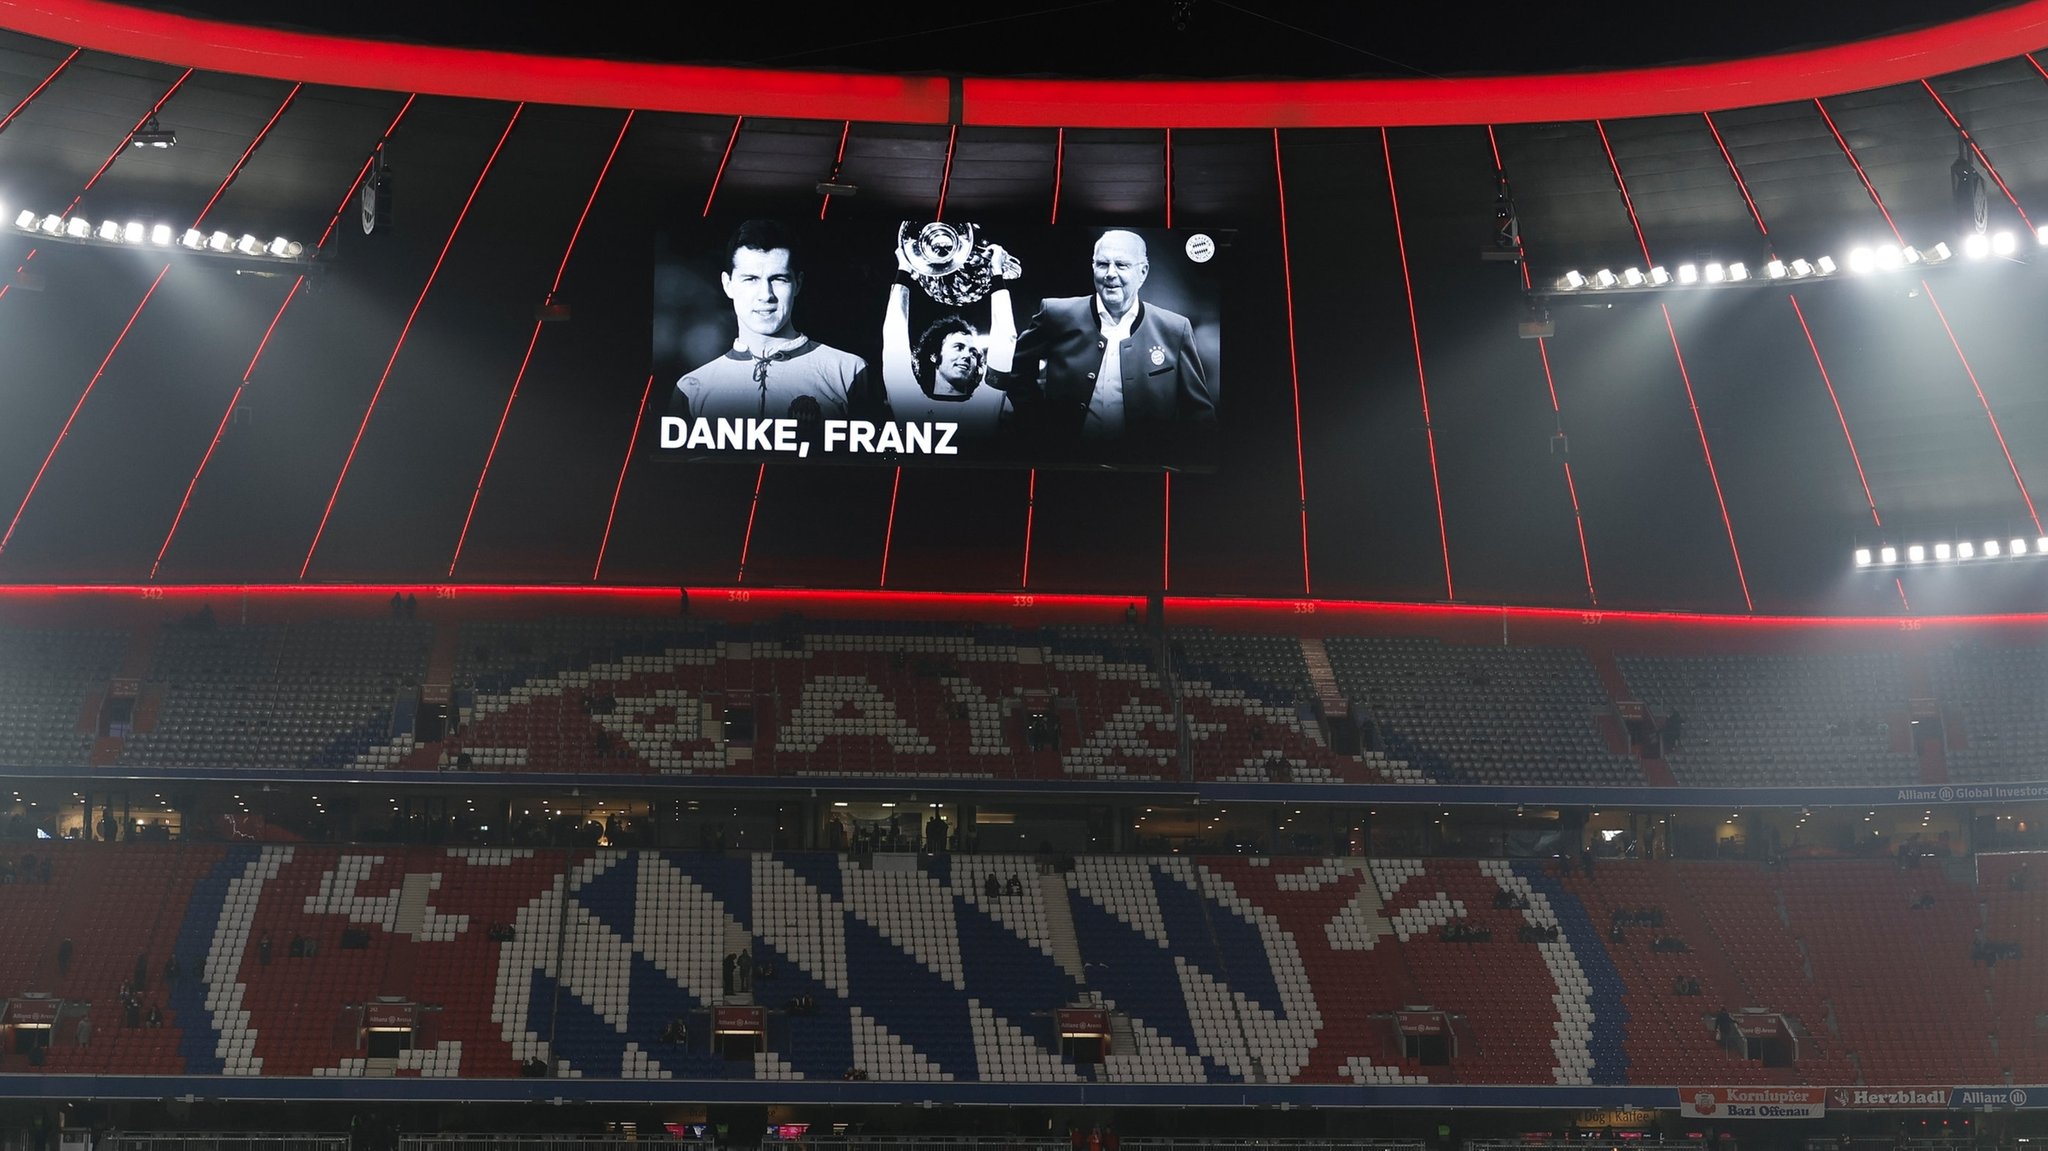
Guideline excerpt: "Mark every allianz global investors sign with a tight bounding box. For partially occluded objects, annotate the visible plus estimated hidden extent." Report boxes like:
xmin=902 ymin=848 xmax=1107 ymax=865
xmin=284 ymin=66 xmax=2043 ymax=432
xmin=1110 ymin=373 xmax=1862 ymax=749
xmin=1680 ymin=1087 xmax=1827 ymax=1119
xmin=1829 ymin=1087 xmax=1951 ymax=1109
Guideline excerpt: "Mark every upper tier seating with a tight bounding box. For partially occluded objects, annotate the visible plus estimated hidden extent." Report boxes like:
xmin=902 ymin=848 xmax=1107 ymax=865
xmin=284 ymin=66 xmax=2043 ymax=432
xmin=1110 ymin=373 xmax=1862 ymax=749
xmin=1324 ymin=637 xmax=1641 ymax=786
xmin=0 ymin=846 xmax=2028 ymax=1090
xmin=1616 ymin=652 xmax=1915 ymax=787
xmin=1174 ymin=632 xmax=1426 ymax=785
xmin=1927 ymin=642 xmax=2048 ymax=785
xmin=2 ymin=611 xmax=2046 ymax=788
xmin=0 ymin=628 xmax=126 ymax=768
xmin=123 ymin=621 xmax=431 ymax=772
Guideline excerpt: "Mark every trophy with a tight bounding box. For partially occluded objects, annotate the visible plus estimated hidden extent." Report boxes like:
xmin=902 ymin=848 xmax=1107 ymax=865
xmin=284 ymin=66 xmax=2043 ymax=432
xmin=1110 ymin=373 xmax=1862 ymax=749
xmin=896 ymin=221 xmax=1021 ymax=306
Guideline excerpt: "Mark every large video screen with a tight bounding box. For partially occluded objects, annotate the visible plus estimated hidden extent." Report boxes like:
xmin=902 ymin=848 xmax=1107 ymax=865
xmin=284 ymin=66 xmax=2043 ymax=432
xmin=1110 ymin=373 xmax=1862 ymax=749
xmin=651 ymin=217 xmax=1223 ymax=470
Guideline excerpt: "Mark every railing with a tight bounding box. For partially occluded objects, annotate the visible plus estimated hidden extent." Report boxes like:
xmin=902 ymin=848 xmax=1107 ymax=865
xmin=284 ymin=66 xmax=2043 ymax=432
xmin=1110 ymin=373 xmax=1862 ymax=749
xmin=765 ymin=1142 xmax=1065 ymax=1151
xmin=400 ymin=1141 xmax=1425 ymax=1151
xmin=402 ymin=1137 xmax=652 ymax=1151
xmin=107 ymin=1134 xmax=348 ymax=1151
xmin=1127 ymin=1142 xmax=1426 ymax=1151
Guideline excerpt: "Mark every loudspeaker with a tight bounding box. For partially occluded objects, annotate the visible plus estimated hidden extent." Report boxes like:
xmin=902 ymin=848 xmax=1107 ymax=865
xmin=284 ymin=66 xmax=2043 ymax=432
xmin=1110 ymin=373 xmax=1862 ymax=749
xmin=360 ymin=154 xmax=393 ymax=236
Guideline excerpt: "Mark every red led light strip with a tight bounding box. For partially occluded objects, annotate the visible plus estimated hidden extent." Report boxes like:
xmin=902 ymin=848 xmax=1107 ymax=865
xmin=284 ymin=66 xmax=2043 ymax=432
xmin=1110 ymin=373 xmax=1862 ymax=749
xmin=878 ymin=123 xmax=959 ymax=589
xmin=1382 ymin=128 xmax=1453 ymax=602
xmin=1487 ymin=126 xmax=1597 ymax=606
xmin=1700 ymin=113 xmax=1769 ymax=241
xmin=11 ymin=0 xmax=2048 ymax=128
xmin=1704 ymin=111 xmax=1902 ymax=609
xmin=704 ymin=117 xmax=742 ymax=218
xmin=1164 ymin=127 xmax=1174 ymax=229
xmin=300 ymin=103 xmax=526 ymax=580
xmin=152 ymin=95 xmax=418 ymax=581
xmin=192 ymin=81 xmax=300 ymax=226
xmin=1814 ymin=99 xmax=2043 ymax=535
xmin=877 ymin=467 xmax=904 ymax=587
xmin=1919 ymin=80 xmax=2033 ymax=231
xmin=1702 ymin=116 xmax=1886 ymax=523
xmin=0 ymin=266 xmax=168 ymax=559
xmin=591 ymin=374 xmax=654 ymax=582
xmin=448 ymin=109 xmax=636 ymax=578
xmin=1921 ymin=284 xmax=2043 ymax=534
xmin=934 ymin=122 xmax=958 ymax=219
xmin=1786 ymin=296 xmax=1881 ymax=528
xmin=1049 ymin=128 xmax=1064 ymax=226
xmin=1812 ymin=99 xmax=1904 ymax=244
xmin=0 ymin=80 xmax=299 ymax=565
xmin=14 ymin=580 xmax=2048 ymax=633
xmin=1596 ymin=120 xmax=1752 ymax=612
xmin=819 ymin=121 xmax=851 ymax=221
xmin=0 ymin=46 xmax=77 ymax=136
xmin=1272 ymin=129 xmax=1311 ymax=595
xmin=735 ymin=463 xmax=767 ymax=584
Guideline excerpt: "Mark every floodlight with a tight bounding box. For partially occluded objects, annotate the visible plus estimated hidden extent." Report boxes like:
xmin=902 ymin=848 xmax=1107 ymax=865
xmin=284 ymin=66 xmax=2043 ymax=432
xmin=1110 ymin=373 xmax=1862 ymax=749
xmin=63 ymin=217 xmax=91 ymax=239
xmin=1875 ymin=244 xmax=1902 ymax=270
xmin=1985 ymin=540 xmax=2002 ymax=557
xmin=1677 ymin=264 xmax=1699 ymax=284
xmin=1934 ymin=543 xmax=1952 ymax=561
xmin=1789 ymin=259 xmax=1814 ymax=278
xmin=2039 ymin=536 xmax=2048 ymax=553
xmin=1958 ymin=541 xmax=1976 ymax=559
xmin=1992 ymin=230 xmax=2018 ymax=256
xmin=1591 ymin=269 xmax=1617 ymax=289
xmin=1847 ymin=247 xmax=1874 ymax=273
xmin=1815 ymin=255 xmax=1838 ymax=275
xmin=1964 ymin=233 xmax=1991 ymax=259
xmin=95 ymin=220 xmax=119 ymax=242
xmin=1727 ymin=262 xmax=1749 ymax=282
xmin=1703 ymin=262 xmax=1726 ymax=283
xmin=1557 ymin=270 xmax=1585 ymax=290
xmin=205 ymin=231 xmax=231 ymax=253
xmin=150 ymin=224 xmax=173 ymax=246
xmin=1908 ymin=545 xmax=1926 ymax=562
xmin=1648 ymin=266 xmax=1672 ymax=286
xmin=2012 ymin=538 xmax=2029 ymax=555
xmin=1880 ymin=546 xmax=1898 ymax=564
xmin=179 ymin=229 xmax=204 ymax=250
xmin=13 ymin=209 xmax=34 ymax=230
xmin=1621 ymin=267 xmax=1646 ymax=287
xmin=1854 ymin=548 xmax=1872 ymax=567
xmin=233 ymin=234 xmax=263 ymax=256
xmin=128 ymin=115 xmax=176 ymax=149
xmin=1902 ymin=247 xmax=1922 ymax=264
xmin=121 ymin=222 xmax=144 ymax=244
xmin=1764 ymin=260 xmax=1787 ymax=280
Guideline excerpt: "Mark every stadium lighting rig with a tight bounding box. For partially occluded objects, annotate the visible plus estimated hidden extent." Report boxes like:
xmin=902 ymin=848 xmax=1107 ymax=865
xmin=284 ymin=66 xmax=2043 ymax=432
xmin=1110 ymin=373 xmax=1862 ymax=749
xmin=8 ymin=206 xmax=315 ymax=267
xmin=1537 ymin=228 xmax=2047 ymax=299
xmin=1854 ymin=536 xmax=2048 ymax=569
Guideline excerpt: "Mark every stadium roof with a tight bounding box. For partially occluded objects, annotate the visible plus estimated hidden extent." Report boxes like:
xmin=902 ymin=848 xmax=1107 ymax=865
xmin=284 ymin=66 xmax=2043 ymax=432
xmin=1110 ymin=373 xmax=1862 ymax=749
xmin=0 ymin=2 xmax=2046 ymax=614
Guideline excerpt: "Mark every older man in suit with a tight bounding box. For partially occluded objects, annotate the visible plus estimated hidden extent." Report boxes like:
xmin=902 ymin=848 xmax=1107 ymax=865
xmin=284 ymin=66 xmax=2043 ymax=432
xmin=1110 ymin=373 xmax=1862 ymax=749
xmin=989 ymin=229 xmax=1213 ymax=446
